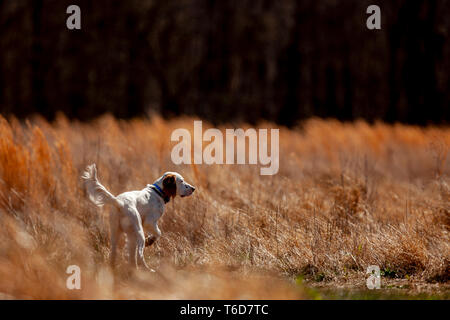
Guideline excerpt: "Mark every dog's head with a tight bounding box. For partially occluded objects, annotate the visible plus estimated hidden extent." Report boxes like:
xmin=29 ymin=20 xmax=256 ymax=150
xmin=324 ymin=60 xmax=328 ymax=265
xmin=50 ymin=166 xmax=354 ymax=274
xmin=162 ymin=172 xmax=195 ymax=199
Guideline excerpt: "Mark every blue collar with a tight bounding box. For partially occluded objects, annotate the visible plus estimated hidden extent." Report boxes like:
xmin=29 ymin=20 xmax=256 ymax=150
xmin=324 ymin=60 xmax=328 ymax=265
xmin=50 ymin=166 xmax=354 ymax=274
xmin=150 ymin=184 xmax=170 ymax=203
xmin=152 ymin=183 xmax=163 ymax=194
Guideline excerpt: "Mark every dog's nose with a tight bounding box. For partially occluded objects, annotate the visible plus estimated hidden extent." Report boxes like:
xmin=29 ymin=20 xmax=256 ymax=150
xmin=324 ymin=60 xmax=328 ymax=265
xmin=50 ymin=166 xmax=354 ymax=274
xmin=191 ymin=186 xmax=196 ymax=192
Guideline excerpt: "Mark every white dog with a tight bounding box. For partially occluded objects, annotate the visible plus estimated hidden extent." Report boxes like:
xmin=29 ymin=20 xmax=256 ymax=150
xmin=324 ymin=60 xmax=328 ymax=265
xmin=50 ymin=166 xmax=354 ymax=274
xmin=81 ymin=164 xmax=195 ymax=270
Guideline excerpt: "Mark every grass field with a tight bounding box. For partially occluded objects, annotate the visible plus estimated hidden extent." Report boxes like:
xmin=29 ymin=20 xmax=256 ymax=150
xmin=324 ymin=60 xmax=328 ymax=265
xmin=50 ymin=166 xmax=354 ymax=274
xmin=0 ymin=114 xmax=448 ymax=299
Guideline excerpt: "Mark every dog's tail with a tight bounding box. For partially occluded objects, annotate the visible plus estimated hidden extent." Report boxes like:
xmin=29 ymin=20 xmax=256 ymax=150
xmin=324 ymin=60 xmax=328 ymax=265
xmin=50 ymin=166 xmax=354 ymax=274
xmin=81 ymin=164 xmax=122 ymax=208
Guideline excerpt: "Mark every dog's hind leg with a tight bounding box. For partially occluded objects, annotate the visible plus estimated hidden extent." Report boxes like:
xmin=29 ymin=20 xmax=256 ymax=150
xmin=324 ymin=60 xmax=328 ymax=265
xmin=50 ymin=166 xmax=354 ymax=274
xmin=136 ymin=232 xmax=150 ymax=270
xmin=109 ymin=209 xmax=121 ymax=268
xmin=124 ymin=205 xmax=150 ymax=270
xmin=128 ymin=228 xmax=150 ymax=270
xmin=126 ymin=232 xmax=137 ymax=267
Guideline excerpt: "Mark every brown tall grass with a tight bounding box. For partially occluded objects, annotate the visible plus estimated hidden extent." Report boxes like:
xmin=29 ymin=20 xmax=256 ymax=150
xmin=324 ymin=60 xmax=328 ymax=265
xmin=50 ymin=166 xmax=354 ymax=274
xmin=0 ymin=114 xmax=448 ymax=299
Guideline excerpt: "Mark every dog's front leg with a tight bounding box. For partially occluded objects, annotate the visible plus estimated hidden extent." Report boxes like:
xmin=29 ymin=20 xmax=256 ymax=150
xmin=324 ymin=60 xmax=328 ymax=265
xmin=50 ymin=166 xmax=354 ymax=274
xmin=145 ymin=222 xmax=161 ymax=247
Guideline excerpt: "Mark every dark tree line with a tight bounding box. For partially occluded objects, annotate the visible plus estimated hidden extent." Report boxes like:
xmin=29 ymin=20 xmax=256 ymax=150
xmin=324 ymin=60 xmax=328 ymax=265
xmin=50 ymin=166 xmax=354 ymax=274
xmin=0 ymin=0 xmax=448 ymax=126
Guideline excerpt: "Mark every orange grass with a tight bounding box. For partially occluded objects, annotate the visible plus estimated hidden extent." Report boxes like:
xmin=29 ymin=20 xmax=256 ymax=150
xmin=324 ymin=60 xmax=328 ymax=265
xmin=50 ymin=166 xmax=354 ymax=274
xmin=0 ymin=114 xmax=449 ymax=299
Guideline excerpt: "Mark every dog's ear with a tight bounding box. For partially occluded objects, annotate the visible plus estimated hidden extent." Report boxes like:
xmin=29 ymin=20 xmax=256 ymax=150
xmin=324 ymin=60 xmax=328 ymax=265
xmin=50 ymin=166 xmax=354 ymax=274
xmin=162 ymin=174 xmax=177 ymax=198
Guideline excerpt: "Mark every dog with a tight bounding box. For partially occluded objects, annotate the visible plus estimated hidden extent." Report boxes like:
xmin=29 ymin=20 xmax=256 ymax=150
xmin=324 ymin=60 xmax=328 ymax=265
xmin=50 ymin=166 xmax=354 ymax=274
xmin=81 ymin=164 xmax=195 ymax=270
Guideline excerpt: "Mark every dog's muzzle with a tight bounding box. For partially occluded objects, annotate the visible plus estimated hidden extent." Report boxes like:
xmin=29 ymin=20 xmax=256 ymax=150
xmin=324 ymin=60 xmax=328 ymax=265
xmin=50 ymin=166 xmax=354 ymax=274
xmin=181 ymin=186 xmax=195 ymax=197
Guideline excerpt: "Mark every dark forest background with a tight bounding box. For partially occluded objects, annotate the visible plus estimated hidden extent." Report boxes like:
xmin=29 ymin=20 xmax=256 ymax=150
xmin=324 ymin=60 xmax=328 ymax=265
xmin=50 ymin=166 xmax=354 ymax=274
xmin=0 ymin=0 xmax=448 ymax=127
